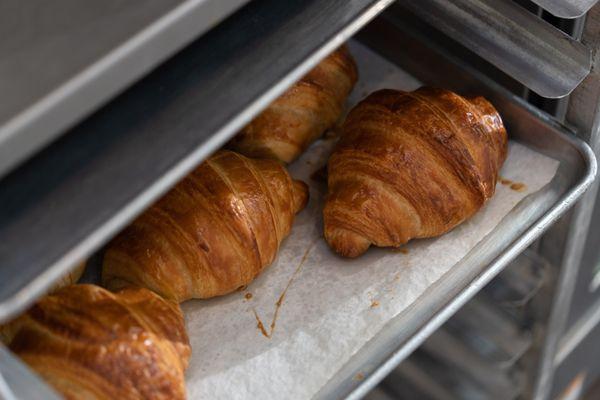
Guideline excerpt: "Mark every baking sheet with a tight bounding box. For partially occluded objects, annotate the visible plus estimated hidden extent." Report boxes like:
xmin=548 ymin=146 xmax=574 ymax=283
xmin=182 ymin=42 xmax=560 ymax=399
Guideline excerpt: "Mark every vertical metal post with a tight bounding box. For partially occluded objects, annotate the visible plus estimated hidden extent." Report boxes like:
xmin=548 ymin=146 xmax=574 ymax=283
xmin=534 ymin=6 xmax=600 ymax=399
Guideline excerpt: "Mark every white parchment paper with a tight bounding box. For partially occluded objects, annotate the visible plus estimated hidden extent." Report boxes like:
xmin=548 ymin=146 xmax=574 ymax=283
xmin=182 ymin=42 xmax=560 ymax=399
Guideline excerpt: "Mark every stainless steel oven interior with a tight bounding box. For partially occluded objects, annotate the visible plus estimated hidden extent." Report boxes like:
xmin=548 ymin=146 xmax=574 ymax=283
xmin=1 ymin=0 xmax=600 ymax=399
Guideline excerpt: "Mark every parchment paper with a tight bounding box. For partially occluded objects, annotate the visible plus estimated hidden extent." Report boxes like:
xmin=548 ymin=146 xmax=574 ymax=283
xmin=182 ymin=42 xmax=560 ymax=399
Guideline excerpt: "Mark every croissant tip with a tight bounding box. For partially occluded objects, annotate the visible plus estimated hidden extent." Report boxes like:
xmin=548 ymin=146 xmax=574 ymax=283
xmin=336 ymin=248 xmax=368 ymax=258
xmin=325 ymin=228 xmax=371 ymax=258
xmin=292 ymin=180 xmax=309 ymax=212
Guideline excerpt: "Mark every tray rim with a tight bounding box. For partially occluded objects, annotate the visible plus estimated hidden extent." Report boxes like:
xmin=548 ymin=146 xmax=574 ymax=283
xmin=313 ymin=87 xmax=597 ymax=400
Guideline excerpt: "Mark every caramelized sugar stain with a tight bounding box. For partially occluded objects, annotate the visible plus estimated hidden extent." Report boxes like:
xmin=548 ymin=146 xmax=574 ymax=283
xmin=252 ymin=239 xmax=318 ymax=339
xmin=510 ymin=182 xmax=527 ymax=192
xmin=354 ymin=373 xmax=365 ymax=381
xmin=499 ymin=176 xmax=526 ymax=192
xmin=370 ymin=300 xmax=380 ymax=308
xmin=391 ymin=247 xmax=409 ymax=254
xmin=244 ymin=293 xmax=253 ymax=300
xmin=252 ymin=310 xmax=270 ymax=338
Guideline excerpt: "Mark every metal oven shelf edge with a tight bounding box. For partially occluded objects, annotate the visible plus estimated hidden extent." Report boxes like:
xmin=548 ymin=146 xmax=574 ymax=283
xmin=0 ymin=0 xmax=397 ymax=323
xmin=0 ymin=0 xmax=253 ymax=178
xmin=531 ymin=0 xmax=600 ymax=19
xmin=401 ymin=0 xmax=592 ymax=99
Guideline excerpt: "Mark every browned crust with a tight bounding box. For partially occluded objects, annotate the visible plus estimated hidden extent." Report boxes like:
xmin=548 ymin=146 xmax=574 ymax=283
xmin=229 ymin=45 xmax=359 ymax=163
xmin=7 ymin=284 xmax=190 ymax=400
xmin=102 ymin=150 xmax=309 ymax=302
xmin=324 ymin=87 xmax=508 ymax=258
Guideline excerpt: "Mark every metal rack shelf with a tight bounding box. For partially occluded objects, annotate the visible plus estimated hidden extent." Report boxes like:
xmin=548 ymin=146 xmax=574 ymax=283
xmin=483 ymin=249 xmax=549 ymax=312
xmin=366 ymin=298 xmax=529 ymax=400
xmin=421 ymin=329 xmax=523 ymax=398
xmin=531 ymin=0 xmax=599 ymax=18
xmin=368 ymin=251 xmax=545 ymax=400
xmin=0 ymin=0 xmax=396 ymax=323
xmin=0 ymin=0 xmax=252 ymax=178
xmin=444 ymin=299 xmax=532 ymax=371
xmin=399 ymin=0 xmax=591 ymax=98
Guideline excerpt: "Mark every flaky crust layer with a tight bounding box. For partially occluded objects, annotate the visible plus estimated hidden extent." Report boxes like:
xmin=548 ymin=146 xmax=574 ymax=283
xmin=229 ymin=45 xmax=358 ymax=163
xmin=6 ymin=284 xmax=190 ymax=400
xmin=324 ymin=87 xmax=508 ymax=257
xmin=103 ymin=150 xmax=309 ymax=301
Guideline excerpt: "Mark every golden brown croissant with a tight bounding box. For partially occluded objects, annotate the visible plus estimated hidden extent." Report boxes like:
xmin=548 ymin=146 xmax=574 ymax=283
xmin=103 ymin=150 xmax=309 ymax=302
xmin=229 ymin=45 xmax=358 ymax=163
xmin=5 ymin=284 xmax=190 ymax=400
xmin=324 ymin=87 xmax=508 ymax=258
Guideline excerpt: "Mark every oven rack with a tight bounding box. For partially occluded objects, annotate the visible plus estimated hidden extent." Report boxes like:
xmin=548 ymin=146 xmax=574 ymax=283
xmin=0 ymin=0 xmax=252 ymax=178
xmin=0 ymin=0 xmax=396 ymax=323
xmin=532 ymin=0 xmax=599 ymax=18
xmin=402 ymin=0 xmax=591 ymax=99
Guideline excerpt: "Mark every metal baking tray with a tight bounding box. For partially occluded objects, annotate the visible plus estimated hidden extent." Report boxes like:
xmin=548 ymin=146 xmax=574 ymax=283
xmin=0 ymin=10 xmax=596 ymax=400
xmin=312 ymin=19 xmax=596 ymax=400
xmin=0 ymin=0 xmax=253 ymax=178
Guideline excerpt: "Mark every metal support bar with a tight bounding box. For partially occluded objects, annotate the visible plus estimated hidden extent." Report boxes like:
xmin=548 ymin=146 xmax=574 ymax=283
xmin=555 ymin=295 xmax=600 ymax=366
xmin=534 ymin=5 xmax=600 ymax=399
xmin=533 ymin=182 xmax=600 ymax=399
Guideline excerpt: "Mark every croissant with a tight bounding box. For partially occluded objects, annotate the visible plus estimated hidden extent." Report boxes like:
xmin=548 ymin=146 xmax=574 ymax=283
xmin=324 ymin=87 xmax=508 ymax=258
xmin=5 ymin=284 xmax=190 ymax=400
xmin=228 ymin=45 xmax=358 ymax=163
xmin=103 ymin=150 xmax=309 ymax=302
